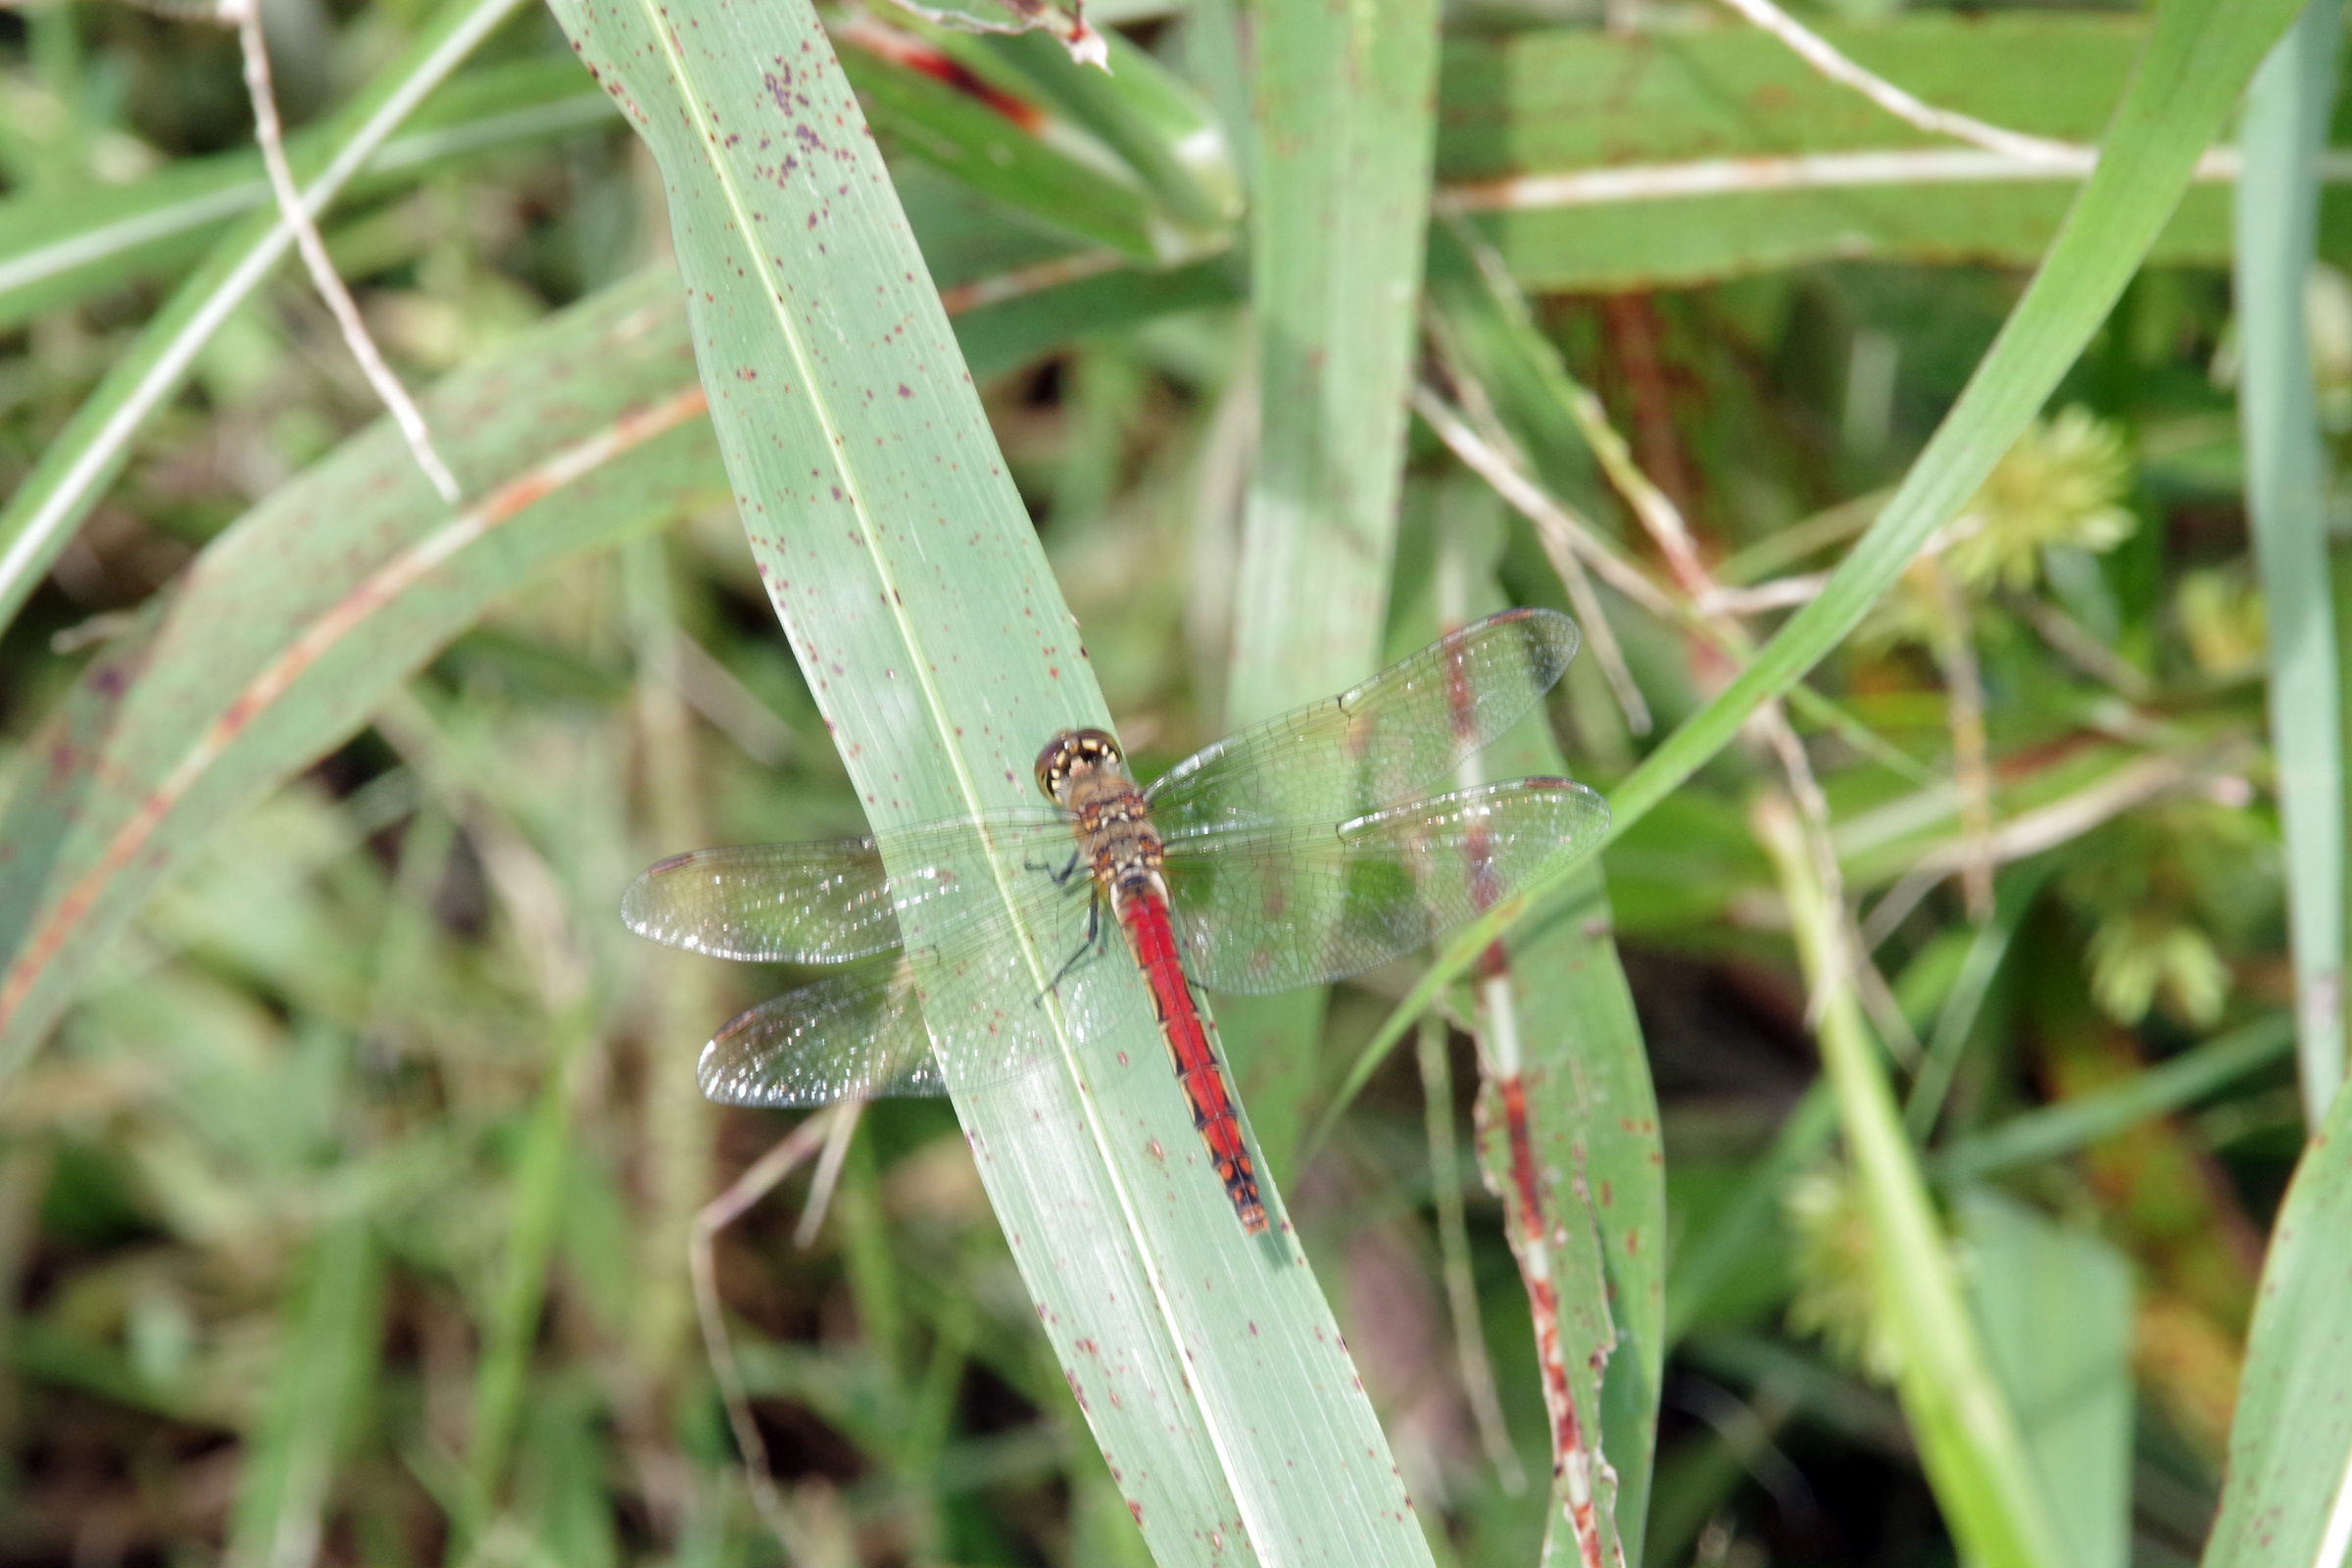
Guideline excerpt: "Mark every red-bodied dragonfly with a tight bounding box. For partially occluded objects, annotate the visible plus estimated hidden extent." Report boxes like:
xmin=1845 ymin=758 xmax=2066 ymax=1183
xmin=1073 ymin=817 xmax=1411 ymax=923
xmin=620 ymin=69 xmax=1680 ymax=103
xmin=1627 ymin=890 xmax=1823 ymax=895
xmin=622 ymin=608 xmax=1609 ymax=1233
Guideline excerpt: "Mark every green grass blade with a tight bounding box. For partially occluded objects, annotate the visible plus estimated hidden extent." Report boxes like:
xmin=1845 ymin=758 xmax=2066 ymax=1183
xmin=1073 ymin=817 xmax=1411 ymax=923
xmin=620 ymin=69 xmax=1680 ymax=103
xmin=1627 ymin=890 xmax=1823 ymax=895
xmin=952 ymin=256 xmax=1239 ymax=377
xmin=0 ymin=0 xmax=531 ymax=637
xmin=2200 ymin=1077 xmax=2352 ymax=1568
xmin=222 ymin=1215 xmax=385 ymax=1568
xmin=0 ymin=58 xmax=615 ymax=330
xmin=1958 ymin=1193 xmax=2134 ymax=1568
xmin=1357 ymin=0 xmax=2309 ymax=1092
xmin=1494 ymin=866 xmax=1661 ymax=1568
xmin=1215 ymin=0 xmax=1442 ymax=1175
xmin=840 ymin=46 xmax=1164 ymax=263
xmin=1227 ymin=0 xmax=1436 ymax=717
xmin=0 ymin=270 xmax=724 ymax=1071
xmin=1757 ymin=796 xmax=2066 ymax=1568
xmin=974 ymin=27 xmax=1241 ymax=248
xmin=462 ymin=1012 xmax=590 ymax=1540
xmin=548 ymin=0 xmax=1436 ymax=1558
xmin=1905 ymin=861 xmax=2056 ymax=1139
xmin=2233 ymin=0 xmax=2347 ymax=1127
xmin=1936 ymin=1014 xmax=2296 ymax=1183
xmin=1439 ymin=16 xmax=2303 ymax=291
xmin=1662 ymin=1083 xmax=1836 ymax=1347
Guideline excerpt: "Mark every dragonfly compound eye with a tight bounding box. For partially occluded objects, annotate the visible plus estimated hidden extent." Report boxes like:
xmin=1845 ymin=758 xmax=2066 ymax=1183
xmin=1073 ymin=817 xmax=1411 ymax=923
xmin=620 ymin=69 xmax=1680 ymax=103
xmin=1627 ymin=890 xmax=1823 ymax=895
xmin=1033 ymin=727 xmax=1123 ymax=801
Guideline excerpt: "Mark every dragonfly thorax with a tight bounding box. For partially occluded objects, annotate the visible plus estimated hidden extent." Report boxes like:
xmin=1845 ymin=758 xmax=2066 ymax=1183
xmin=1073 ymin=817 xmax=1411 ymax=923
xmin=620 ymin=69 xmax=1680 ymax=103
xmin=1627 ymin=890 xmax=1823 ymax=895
xmin=1035 ymin=728 xmax=1166 ymax=898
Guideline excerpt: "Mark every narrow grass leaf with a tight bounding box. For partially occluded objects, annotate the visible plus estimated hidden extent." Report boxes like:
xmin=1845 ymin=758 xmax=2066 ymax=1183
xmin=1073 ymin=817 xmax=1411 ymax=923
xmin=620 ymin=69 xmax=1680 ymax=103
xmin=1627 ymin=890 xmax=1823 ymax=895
xmin=223 ymin=1215 xmax=385 ymax=1568
xmin=2201 ymin=1077 xmax=2352 ymax=1568
xmin=1937 ymin=1014 xmax=2296 ymax=1183
xmin=0 ymin=0 xmax=532 ymax=636
xmin=1228 ymin=0 xmax=1437 ymax=718
xmin=1959 ymin=1193 xmax=2133 ymax=1568
xmin=1756 ymin=795 xmax=2065 ymax=1568
xmin=548 ymin=0 xmax=1434 ymax=1558
xmin=1439 ymin=16 xmax=2308 ymax=291
xmin=840 ymin=46 xmax=1164 ymax=263
xmin=1217 ymin=0 xmax=1442 ymax=1175
xmin=2234 ymin=0 xmax=2347 ymax=1127
xmin=0 ymin=58 xmax=615 ymax=329
xmin=974 ymin=28 xmax=1241 ymax=248
xmin=1363 ymin=0 xmax=2310 ymax=1093
xmin=463 ymin=1012 xmax=592 ymax=1536
xmin=0 ymin=269 xmax=723 ymax=1071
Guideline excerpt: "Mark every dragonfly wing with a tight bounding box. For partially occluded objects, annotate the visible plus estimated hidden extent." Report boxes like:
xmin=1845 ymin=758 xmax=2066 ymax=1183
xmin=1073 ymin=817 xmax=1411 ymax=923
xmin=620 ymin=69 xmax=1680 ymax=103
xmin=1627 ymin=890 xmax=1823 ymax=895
xmin=1146 ymin=609 xmax=1579 ymax=836
xmin=1162 ymin=779 xmax=1610 ymax=995
xmin=622 ymin=812 xmax=1071 ymax=963
xmin=696 ymin=849 xmax=1112 ymax=1104
xmin=700 ymin=961 xmax=946 ymax=1103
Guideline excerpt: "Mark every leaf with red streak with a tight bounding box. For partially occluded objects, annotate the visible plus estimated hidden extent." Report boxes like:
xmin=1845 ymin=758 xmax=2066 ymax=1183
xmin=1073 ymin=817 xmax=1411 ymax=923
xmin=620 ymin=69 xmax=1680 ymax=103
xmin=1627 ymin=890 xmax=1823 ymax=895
xmin=0 ymin=269 xmax=725 ymax=1072
xmin=1472 ymin=864 xmax=1661 ymax=1568
xmin=1394 ymin=546 xmax=1663 ymax=1568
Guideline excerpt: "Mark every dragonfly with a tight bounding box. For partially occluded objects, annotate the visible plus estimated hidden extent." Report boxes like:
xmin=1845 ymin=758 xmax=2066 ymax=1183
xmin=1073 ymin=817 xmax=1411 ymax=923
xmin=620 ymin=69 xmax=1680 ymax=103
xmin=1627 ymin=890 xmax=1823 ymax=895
xmin=622 ymin=607 xmax=1610 ymax=1234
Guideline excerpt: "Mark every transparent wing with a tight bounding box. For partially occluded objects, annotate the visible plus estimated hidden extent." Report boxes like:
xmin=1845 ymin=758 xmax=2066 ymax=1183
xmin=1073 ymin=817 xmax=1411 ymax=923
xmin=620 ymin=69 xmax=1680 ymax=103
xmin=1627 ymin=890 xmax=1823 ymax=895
xmin=690 ymin=850 xmax=1123 ymax=1106
xmin=699 ymin=960 xmax=944 ymax=1103
xmin=621 ymin=811 xmax=1073 ymax=962
xmin=1145 ymin=608 xmax=1579 ymax=836
xmin=1161 ymin=779 xmax=1610 ymax=995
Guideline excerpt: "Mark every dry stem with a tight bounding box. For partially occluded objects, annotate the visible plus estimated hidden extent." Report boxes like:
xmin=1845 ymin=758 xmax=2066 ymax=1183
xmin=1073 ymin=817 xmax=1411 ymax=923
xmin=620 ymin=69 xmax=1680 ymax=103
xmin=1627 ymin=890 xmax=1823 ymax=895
xmin=225 ymin=0 xmax=462 ymax=504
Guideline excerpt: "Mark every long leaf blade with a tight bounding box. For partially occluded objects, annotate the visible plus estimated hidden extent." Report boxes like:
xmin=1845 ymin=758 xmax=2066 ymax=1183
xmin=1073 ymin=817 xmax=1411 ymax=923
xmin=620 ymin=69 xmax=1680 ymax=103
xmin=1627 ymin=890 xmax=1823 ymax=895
xmin=2200 ymin=1077 xmax=2352 ymax=1568
xmin=0 ymin=270 xmax=722 ymax=1069
xmin=2233 ymin=0 xmax=2347 ymax=1126
xmin=547 ymin=1 xmax=1437 ymax=1558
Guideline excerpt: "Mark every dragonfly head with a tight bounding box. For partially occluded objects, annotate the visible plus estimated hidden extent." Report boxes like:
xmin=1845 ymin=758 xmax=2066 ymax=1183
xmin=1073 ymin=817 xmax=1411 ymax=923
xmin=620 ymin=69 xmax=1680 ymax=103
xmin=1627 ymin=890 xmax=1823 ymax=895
xmin=1034 ymin=727 xmax=1124 ymax=804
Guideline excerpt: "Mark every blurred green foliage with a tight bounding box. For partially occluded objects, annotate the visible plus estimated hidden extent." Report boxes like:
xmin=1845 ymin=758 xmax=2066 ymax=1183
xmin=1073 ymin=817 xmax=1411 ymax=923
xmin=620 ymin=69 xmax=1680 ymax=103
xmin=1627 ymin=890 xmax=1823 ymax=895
xmin=0 ymin=0 xmax=2336 ymax=1565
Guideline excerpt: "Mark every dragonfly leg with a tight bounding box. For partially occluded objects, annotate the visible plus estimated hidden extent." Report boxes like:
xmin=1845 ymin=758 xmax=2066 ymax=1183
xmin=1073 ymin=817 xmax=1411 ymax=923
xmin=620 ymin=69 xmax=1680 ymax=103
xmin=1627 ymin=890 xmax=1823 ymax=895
xmin=1024 ymin=849 xmax=1086 ymax=888
xmin=1039 ymin=888 xmax=1111 ymax=1000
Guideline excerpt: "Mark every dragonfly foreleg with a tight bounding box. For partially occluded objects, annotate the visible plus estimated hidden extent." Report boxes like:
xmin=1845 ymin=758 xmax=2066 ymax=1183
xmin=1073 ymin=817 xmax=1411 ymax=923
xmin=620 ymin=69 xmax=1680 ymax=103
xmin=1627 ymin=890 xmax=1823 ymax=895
xmin=1038 ymin=888 xmax=1113 ymax=1001
xmin=1024 ymin=848 xmax=1086 ymax=887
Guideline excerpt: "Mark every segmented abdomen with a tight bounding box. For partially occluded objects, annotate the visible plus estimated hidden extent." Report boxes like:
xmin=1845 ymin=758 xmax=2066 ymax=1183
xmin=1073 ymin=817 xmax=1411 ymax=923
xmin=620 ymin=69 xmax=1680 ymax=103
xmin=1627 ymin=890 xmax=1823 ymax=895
xmin=1117 ymin=889 xmax=1265 ymax=1234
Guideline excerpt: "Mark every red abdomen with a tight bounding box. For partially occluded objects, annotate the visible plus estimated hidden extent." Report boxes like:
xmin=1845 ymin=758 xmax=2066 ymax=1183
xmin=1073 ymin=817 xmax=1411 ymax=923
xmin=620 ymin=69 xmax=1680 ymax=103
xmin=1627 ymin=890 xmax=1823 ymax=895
xmin=1117 ymin=889 xmax=1266 ymax=1234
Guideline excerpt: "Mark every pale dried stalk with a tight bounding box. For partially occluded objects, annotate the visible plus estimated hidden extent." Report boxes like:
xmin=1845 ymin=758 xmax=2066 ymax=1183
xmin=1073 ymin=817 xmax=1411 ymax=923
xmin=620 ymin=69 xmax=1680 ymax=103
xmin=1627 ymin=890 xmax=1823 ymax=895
xmin=1557 ymin=371 xmax=1710 ymax=601
xmin=1423 ymin=317 xmax=1654 ymax=735
xmin=1709 ymin=0 xmax=2080 ymax=165
xmin=668 ymin=629 xmax=797 ymax=766
xmin=1695 ymin=574 xmax=1830 ymax=615
xmin=1914 ymin=744 xmax=2251 ymax=874
xmin=691 ymin=1106 xmax=855 ymax=1554
xmin=2005 ymin=591 xmax=2157 ymax=702
xmin=1436 ymin=145 xmax=2274 ymax=216
xmin=1860 ymin=741 xmax=2256 ymax=946
xmin=227 ymin=0 xmax=463 ymax=504
xmin=1410 ymin=386 xmax=1683 ymax=627
xmin=793 ymin=1102 xmax=862 ymax=1249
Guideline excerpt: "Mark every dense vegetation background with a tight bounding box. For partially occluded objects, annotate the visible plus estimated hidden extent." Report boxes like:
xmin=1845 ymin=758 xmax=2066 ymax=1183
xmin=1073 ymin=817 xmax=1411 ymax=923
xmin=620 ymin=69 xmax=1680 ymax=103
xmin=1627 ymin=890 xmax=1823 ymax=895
xmin=0 ymin=0 xmax=2345 ymax=1564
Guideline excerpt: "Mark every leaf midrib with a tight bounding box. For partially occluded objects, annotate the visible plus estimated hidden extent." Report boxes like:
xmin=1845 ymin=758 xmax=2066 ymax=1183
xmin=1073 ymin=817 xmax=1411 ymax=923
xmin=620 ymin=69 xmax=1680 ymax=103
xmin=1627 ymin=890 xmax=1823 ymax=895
xmin=624 ymin=13 xmax=1275 ymax=1544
